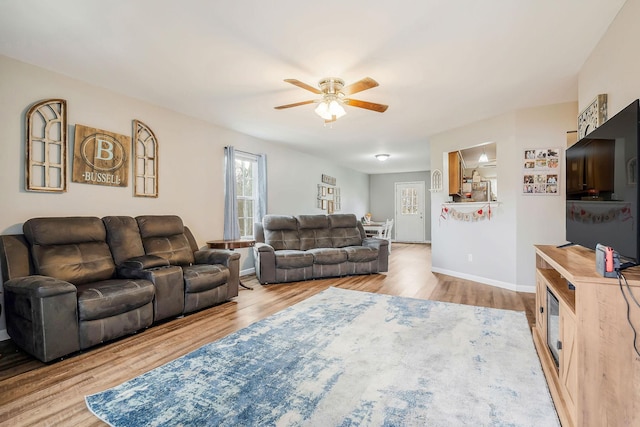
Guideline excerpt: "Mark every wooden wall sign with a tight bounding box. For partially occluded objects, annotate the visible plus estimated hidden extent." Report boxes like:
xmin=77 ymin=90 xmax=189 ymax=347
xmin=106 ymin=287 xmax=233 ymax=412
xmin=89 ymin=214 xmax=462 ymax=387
xmin=25 ymin=99 xmax=67 ymax=192
xmin=72 ymin=124 xmax=130 ymax=187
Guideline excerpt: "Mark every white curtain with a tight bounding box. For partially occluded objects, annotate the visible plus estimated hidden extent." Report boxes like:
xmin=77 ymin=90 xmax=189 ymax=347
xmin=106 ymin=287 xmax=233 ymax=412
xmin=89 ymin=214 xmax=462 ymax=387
xmin=257 ymin=154 xmax=267 ymax=223
xmin=223 ymin=146 xmax=240 ymax=240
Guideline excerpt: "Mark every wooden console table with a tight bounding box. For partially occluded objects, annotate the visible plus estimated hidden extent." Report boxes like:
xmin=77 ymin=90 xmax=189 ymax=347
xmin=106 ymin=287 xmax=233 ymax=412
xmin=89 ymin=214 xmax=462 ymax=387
xmin=206 ymin=239 xmax=255 ymax=290
xmin=534 ymin=245 xmax=640 ymax=427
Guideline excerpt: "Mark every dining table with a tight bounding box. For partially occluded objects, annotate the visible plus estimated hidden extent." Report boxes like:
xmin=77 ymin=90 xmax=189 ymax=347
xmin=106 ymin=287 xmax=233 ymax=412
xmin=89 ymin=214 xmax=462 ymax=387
xmin=362 ymin=221 xmax=385 ymax=237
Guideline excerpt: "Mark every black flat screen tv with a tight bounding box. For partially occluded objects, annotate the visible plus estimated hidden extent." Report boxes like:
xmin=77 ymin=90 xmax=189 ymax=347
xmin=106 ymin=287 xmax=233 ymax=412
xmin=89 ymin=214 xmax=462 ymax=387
xmin=566 ymin=99 xmax=640 ymax=264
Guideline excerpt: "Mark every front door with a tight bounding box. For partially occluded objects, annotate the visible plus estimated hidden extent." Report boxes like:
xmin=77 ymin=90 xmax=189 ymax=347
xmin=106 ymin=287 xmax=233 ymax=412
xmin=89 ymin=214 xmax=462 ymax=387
xmin=394 ymin=181 xmax=425 ymax=242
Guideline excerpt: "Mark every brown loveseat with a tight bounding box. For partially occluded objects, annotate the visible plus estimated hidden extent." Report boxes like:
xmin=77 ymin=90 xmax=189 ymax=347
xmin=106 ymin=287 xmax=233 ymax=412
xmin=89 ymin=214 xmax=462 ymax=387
xmin=0 ymin=215 xmax=239 ymax=362
xmin=253 ymin=213 xmax=388 ymax=284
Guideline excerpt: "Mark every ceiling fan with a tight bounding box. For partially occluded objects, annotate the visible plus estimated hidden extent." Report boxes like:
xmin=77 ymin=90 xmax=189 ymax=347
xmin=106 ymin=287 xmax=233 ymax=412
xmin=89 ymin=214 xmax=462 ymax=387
xmin=274 ymin=77 xmax=388 ymax=122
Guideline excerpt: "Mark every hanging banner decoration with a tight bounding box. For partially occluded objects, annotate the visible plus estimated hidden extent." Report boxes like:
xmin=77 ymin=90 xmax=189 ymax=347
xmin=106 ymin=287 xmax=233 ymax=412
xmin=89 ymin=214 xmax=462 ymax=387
xmin=72 ymin=124 xmax=130 ymax=187
xmin=567 ymin=203 xmax=633 ymax=225
xmin=522 ymin=148 xmax=560 ymax=195
xmin=440 ymin=203 xmax=494 ymax=223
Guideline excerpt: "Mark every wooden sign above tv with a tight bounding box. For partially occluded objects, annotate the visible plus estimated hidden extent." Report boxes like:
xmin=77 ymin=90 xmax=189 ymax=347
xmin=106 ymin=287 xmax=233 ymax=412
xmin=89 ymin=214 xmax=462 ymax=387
xmin=72 ymin=124 xmax=130 ymax=187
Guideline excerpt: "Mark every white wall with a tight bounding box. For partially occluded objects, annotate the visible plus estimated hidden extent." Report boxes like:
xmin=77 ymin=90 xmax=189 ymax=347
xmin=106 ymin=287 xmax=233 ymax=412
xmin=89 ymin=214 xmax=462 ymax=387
xmin=579 ymin=0 xmax=640 ymax=117
xmin=430 ymin=103 xmax=577 ymax=292
xmin=0 ymin=55 xmax=369 ymax=339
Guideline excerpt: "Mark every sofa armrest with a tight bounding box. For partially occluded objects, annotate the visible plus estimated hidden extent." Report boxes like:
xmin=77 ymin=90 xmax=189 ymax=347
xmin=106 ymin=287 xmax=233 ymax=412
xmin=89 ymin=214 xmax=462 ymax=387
xmin=362 ymin=238 xmax=389 ymax=272
xmin=254 ymin=242 xmax=274 ymax=252
xmin=253 ymin=243 xmax=276 ymax=284
xmin=193 ymin=249 xmax=240 ymax=266
xmin=121 ymin=255 xmax=170 ymax=270
xmin=117 ymin=265 xmax=185 ymax=322
xmin=362 ymin=237 xmax=388 ymax=249
xmin=193 ymin=249 xmax=240 ymax=299
xmin=4 ymin=274 xmax=76 ymax=297
xmin=3 ymin=275 xmax=80 ymax=362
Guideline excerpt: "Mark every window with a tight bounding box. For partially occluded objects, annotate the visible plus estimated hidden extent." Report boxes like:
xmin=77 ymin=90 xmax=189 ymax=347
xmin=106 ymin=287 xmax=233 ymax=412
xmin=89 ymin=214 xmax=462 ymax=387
xmin=235 ymin=153 xmax=258 ymax=238
xmin=401 ymin=188 xmax=418 ymax=214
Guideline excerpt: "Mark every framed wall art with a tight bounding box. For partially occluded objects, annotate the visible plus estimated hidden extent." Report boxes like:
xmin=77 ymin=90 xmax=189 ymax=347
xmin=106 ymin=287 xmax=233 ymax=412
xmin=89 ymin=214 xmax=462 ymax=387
xmin=523 ymin=148 xmax=560 ymax=195
xmin=133 ymin=119 xmax=158 ymax=197
xmin=25 ymin=98 xmax=68 ymax=192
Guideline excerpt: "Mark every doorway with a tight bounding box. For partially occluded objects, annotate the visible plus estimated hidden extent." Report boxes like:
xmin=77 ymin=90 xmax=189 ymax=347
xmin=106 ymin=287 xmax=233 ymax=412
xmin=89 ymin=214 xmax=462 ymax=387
xmin=394 ymin=181 xmax=425 ymax=242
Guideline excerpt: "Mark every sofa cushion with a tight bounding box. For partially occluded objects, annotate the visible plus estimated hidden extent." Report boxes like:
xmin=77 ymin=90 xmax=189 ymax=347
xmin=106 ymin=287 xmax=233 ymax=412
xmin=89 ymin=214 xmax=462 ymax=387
xmin=307 ymin=247 xmax=348 ymax=265
xmin=103 ymin=216 xmax=146 ymax=266
xmin=136 ymin=216 xmax=195 ymax=265
xmin=263 ymin=215 xmax=300 ymax=250
xmin=137 ymin=215 xmax=185 ymax=237
xmin=328 ymin=214 xmax=363 ymax=248
xmin=297 ymin=215 xmax=333 ymax=250
xmin=24 ymin=217 xmax=106 ymax=246
xmin=330 ymin=227 xmax=363 ymax=248
xmin=344 ymin=246 xmax=379 ymax=262
xmin=274 ymin=250 xmax=314 ymax=269
xmin=24 ymin=217 xmax=116 ymax=285
xmin=77 ymin=279 xmax=155 ymax=321
xmin=182 ymin=264 xmax=230 ymax=293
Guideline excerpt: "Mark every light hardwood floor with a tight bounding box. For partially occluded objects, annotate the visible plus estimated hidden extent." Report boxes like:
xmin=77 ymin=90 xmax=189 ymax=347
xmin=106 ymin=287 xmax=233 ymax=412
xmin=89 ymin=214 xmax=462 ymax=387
xmin=0 ymin=243 xmax=534 ymax=426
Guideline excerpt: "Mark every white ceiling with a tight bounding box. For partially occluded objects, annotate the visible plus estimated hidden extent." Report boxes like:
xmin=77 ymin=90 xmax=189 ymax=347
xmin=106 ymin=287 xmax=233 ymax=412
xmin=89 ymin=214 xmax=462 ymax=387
xmin=0 ymin=0 xmax=627 ymax=174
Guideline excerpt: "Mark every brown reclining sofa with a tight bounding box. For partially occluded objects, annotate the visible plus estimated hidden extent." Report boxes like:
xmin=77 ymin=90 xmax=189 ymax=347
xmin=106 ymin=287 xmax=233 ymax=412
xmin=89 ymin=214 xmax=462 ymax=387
xmin=0 ymin=215 xmax=239 ymax=362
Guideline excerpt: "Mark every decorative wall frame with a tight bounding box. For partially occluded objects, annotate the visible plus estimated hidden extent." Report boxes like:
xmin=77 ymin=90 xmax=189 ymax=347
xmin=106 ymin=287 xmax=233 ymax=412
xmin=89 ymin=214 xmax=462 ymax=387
xmin=578 ymin=94 xmax=607 ymax=138
xmin=133 ymin=120 xmax=159 ymax=197
xmin=25 ymin=98 xmax=67 ymax=192
xmin=321 ymin=174 xmax=336 ymax=186
xmin=429 ymin=169 xmax=443 ymax=192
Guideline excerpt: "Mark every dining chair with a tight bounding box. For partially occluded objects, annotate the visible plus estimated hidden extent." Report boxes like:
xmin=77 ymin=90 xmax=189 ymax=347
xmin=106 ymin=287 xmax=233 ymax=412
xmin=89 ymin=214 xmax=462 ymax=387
xmin=380 ymin=219 xmax=393 ymax=253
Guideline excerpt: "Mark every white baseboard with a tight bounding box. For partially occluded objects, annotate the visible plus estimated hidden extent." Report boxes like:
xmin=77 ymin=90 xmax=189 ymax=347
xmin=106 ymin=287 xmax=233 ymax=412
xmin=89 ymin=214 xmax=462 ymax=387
xmin=431 ymin=267 xmax=535 ymax=293
xmin=240 ymin=267 xmax=255 ymax=277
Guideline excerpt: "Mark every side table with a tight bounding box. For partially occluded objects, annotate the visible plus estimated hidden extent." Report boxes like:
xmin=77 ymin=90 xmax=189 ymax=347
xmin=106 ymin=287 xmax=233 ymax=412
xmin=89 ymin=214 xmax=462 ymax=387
xmin=206 ymin=239 xmax=255 ymax=290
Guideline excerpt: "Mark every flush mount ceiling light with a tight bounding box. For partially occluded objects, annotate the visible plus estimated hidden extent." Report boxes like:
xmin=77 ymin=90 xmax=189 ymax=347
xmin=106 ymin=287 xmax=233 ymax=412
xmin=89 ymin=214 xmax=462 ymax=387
xmin=375 ymin=154 xmax=390 ymax=161
xmin=275 ymin=77 xmax=388 ymax=123
xmin=478 ymin=150 xmax=489 ymax=163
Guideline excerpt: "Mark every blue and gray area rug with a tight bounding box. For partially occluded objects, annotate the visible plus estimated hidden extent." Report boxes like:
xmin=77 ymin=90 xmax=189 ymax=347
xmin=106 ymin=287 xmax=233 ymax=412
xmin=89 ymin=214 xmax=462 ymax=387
xmin=86 ymin=287 xmax=559 ymax=426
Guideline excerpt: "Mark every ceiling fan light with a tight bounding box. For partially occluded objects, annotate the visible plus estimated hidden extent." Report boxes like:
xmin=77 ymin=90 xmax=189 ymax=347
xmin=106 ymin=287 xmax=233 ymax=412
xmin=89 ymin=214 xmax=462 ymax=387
xmin=375 ymin=154 xmax=390 ymax=161
xmin=328 ymin=100 xmax=346 ymax=118
xmin=315 ymin=101 xmax=329 ymax=119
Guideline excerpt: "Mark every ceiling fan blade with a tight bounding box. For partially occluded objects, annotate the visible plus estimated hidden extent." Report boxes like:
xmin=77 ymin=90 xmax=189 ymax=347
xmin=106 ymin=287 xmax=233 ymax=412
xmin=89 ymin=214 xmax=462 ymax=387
xmin=341 ymin=77 xmax=379 ymax=96
xmin=283 ymin=79 xmax=322 ymax=94
xmin=274 ymin=100 xmax=316 ymax=110
xmin=344 ymin=98 xmax=388 ymax=113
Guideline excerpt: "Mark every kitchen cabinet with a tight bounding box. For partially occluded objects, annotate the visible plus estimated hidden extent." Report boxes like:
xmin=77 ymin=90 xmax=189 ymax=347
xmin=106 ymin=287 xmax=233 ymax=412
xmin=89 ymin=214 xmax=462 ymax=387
xmin=448 ymin=151 xmax=462 ymax=196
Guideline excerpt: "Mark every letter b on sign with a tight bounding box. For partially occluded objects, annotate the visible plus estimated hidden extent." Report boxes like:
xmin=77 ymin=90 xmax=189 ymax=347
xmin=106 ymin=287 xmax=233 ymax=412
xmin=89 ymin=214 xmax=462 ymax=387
xmin=95 ymin=138 xmax=114 ymax=161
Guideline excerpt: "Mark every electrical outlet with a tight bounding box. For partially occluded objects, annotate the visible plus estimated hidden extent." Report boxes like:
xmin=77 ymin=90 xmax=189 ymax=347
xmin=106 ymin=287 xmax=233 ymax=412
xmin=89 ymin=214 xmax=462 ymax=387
xmin=467 ymin=254 xmax=473 ymax=262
